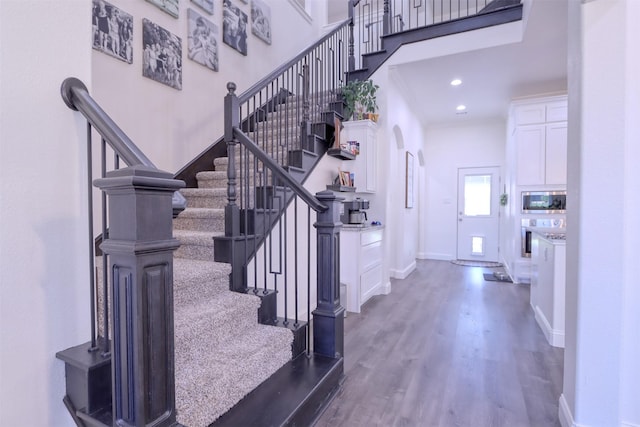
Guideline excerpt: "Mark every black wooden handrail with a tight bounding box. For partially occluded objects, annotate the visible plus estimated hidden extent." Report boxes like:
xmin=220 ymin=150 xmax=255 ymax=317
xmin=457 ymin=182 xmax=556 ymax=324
xmin=237 ymin=18 xmax=351 ymax=104
xmin=61 ymin=77 xmax=187 ymax=213
xmin=233 ymin=128 xmax=327 ymax=213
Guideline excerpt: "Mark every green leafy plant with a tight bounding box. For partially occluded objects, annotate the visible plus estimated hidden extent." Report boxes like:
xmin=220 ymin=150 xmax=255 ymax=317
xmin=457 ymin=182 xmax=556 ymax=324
xmin=341 ymin=79 xmax=379 ymax=121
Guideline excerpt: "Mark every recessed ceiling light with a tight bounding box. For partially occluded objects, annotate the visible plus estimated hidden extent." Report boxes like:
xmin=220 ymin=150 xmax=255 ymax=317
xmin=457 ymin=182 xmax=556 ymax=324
xmin=450 ymin=79 xmax=462 ymax=86
xmin=456 ymin=104 xmax=467 ymax=111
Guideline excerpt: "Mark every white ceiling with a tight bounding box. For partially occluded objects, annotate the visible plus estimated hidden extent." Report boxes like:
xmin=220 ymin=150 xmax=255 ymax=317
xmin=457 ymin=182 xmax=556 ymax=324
xmin=388 ymin=0 xmax=568 ymax=126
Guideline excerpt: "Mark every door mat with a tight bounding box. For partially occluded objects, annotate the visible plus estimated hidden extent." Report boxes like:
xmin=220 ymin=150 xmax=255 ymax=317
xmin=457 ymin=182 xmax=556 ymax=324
xmin=483 ymin=272 xmax=513 ymax=283
xmin=451 ymin=260 xmax=503 ymax=268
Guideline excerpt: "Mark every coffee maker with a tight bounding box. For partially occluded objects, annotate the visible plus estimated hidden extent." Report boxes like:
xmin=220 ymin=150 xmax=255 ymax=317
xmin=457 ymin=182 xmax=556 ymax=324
xmin=341 ymin=198 xmax=370 ymax=225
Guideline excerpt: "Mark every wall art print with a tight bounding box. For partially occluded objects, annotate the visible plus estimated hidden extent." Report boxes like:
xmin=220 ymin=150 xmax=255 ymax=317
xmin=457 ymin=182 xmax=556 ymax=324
xmin=92 ymin=0 xmax=133 ymax=63
xmin=146 ymin=0 xmax=179 ymax=18
xmin=251 ymin=0 xmax=271 ymax=45
xmin=142 ymin=19 xmax=182 ymax=90
xmin=223 ymin=0 xmax=248 ymax=56
xmin=191 ymin=0 xmax=214 ymax=14
xmin=187 ymin=9 xmax=219 ymax=72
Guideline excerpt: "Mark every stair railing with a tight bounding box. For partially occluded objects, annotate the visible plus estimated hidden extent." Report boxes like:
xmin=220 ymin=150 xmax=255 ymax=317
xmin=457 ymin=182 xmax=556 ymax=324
xmin=222 ymin=81 xmax=345 ymax=359
xmin=350 ymin=0 xmax=509 ymax=68
xmin=57 ymin=77 xmax=184 ymax=427
xmin=219 ymin=19 xmax=351 ymax=357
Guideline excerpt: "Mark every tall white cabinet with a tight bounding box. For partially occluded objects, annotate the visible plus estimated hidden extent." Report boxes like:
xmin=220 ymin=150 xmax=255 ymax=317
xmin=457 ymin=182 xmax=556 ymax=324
xmin=504 ymin=95 xmax=567 ymax=284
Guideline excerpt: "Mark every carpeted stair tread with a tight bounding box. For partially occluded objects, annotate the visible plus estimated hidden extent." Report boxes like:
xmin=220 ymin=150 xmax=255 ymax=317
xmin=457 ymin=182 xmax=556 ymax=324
xmin=175 ymin=322 xmax=293 ymax=427
xmin=174 ymin=229 xmax=222 ymax=261
xmin=172 ymin=258 xmax=294 ymax=427
xmin=173 ymin=208 xmax=225 ymax=232
xmin=180 ymin=188 xmax=228 ymax=208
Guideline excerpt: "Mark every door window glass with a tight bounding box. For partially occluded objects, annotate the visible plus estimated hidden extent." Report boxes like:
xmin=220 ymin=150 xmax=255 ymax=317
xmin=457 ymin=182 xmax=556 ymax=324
xmin=464 ymin=174 xmax=491 ymax=216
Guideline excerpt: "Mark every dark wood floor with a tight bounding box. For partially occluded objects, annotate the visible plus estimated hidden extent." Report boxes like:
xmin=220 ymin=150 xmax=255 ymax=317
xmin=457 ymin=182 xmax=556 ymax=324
xmin=314 ymin=259 xmax=564 ymax=427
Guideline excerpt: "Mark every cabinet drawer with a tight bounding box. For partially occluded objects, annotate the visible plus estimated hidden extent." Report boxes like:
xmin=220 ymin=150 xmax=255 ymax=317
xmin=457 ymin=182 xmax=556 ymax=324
xmin=361 ymin=241 xmax=382 ymax=271
xmin=361 ymin=228 xmax=383 ymax=246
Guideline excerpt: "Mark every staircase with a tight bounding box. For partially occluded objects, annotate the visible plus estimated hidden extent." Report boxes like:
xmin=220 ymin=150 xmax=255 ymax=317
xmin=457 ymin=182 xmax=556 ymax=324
xmin=56 ymin=1 xmax=525 ymax=425
xmin=172 ymin=89 xmax=342 ymax=426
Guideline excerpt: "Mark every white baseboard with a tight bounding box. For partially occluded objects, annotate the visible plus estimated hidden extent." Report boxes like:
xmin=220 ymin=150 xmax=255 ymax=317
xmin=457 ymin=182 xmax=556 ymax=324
xmin=534 ymin=305 xmax=565 ymax=348
xmin=417 ymin=252 xmax=453 ymax=261
xmin=390 ymin=260 xmax=416 ymax=279
xmin=622 ymin=422 xmax=640 ymax=427
xmin=559 ymin=394 xmax=574 ymax=427
xmin=381 ymin=280 xmax=391 ymax=295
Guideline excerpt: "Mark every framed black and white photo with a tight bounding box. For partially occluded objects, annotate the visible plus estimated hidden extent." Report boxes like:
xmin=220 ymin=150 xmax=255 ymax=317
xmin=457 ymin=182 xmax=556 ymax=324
xmin=187 ymin=9 xmax=219 ymax=72
xmin=405 ymin=151 xmax=414 ymax=208
xmin=92 ymin=0 xmax=133 ymax=63
xmin=142 ymin=19 xmax=182 ymax=90
xmin=146 ymin=0 xmax=179 ymax=18
xmin=223 ymin=0 xmax=248 ymax=56
xmin=251 ymin=0 xmax=271 ymax=45
xmin=191 ymin=0 xmax=214 ymax=15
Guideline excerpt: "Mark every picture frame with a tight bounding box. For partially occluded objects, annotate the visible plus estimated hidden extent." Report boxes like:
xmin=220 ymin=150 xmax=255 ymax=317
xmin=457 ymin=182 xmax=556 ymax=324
xmin=146 ymin=0 xmax=179 ymax=18
xmin=142 ymin=19 xmax=183 ymax=90
xmin=405 ymin=151 xmax=414 ymax=208
xmin=191 ymin=0 xmax=214 ymax=15
xmin=251 ymin=0 xmax=271 ymax=45
xmin=92 ymin=0 xmax=133 ymax=64
xmin=223 ymin=0 xmax=248 ymax=56
xmin=340 ymin=170 xmax=352 ymax=187
xmin=187 ymin=8 xmax=219 ymax=71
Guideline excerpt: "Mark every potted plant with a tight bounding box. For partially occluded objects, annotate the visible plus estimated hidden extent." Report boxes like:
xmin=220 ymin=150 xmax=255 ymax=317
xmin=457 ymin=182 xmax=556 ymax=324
xmin=341 ymin=79 xmax=379 ymax=122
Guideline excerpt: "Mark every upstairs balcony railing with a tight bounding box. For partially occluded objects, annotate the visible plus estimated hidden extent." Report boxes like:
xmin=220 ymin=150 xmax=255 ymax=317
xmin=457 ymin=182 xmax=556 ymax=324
xmin=350 ymin=0 xmax=513 ymax=69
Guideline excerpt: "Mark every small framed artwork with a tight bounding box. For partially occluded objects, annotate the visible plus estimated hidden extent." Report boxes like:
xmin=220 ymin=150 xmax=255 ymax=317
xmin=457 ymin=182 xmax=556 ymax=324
xmin=405 ymin=151 xmax=414 ymax=208
xmin=223 ymin=0 xmax=248 ymax=56
xmin=146 ymin=0 xmax=179 ymax=18
xmin=92 ymin=0 xmax=133 ymax=63
xmin=142 ymin=19 xmax=183 ymax=90
xmin=251 ymin=0 xmax=271 ymax=45
xmin=187 ymin=9 xmax=219 ymax=71
xmin=191 ymin=0 xmax=213 ymax=14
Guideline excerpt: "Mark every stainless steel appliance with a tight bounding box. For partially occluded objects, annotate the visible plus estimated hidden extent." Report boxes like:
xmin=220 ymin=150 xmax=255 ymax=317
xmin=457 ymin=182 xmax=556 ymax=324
xmin=522 ymin=191 xmax=566 ymax=214
xmin=341 ymin=198 xmax=369 ymax=225
xmin=521 ymin=218 xmax=566 ymax=258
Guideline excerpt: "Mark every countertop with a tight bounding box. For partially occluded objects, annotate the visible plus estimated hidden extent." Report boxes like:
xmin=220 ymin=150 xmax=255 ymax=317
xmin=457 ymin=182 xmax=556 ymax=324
xmin=341 ymin=224 xmax=384 ymax=232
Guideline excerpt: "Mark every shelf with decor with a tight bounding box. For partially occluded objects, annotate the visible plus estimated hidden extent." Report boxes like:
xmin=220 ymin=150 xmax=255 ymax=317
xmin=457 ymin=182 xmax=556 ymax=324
xmin=327 ymin=148 xmax=356 ymax=160
xmin=326 ymin=184 xmax=356 ymax=192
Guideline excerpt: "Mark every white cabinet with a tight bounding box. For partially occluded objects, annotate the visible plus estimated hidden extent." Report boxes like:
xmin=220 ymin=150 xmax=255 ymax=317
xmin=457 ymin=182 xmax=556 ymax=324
xmin=530 ymin=233 xmax=566 ymax=348
xmin=339 ymin=226 xmax=384 ymax=313
xmin=512 ymin=96 xmax=568 ymax=186
xmin=340 ymin=120 xmax=377 ymax=193
xmin=515 ymin=122 xmax=568 ymax=185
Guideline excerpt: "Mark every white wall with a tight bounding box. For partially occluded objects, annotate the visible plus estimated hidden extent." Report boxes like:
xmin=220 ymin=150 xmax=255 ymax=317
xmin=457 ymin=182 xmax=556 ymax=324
xmin=92 ymin=0 xmax=330 ymax=174
xmin=420 ymin=120 xmax=505 ymax=260
xmin=0 ymin=2 xmax=92 ymax=426
xmin=562 ymin=0 xmax=640 ymax=426
xmin=383 ymin=68 xmax=424 ymax=279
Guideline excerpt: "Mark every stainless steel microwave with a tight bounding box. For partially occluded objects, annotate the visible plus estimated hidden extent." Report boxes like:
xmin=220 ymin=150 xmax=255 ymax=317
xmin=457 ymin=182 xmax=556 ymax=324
xmin=522 ymin=191 xmax=566 ymax=214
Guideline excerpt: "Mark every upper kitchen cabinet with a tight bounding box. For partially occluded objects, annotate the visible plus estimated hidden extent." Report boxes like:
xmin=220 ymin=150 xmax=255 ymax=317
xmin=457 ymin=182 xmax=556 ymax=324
xmin=340 ymin=120 xmax=378 ymax=193
xmin=512 ymin=96 xmax=568 ymax=186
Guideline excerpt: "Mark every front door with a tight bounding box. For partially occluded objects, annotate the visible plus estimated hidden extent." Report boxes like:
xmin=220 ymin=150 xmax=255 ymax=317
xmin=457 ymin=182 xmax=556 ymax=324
xmin=456 ymin=167 xmax=500 ymax=262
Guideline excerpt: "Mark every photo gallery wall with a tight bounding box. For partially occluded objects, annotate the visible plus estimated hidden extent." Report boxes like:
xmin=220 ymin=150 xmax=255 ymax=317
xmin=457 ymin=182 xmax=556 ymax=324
xmin=92 ymin=0 xmax=272 ymax=90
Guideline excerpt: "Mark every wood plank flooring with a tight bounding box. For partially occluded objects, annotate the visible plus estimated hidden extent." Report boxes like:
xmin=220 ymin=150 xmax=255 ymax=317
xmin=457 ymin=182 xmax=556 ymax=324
xmin=314 ymin=259 xmax=564 ymax=427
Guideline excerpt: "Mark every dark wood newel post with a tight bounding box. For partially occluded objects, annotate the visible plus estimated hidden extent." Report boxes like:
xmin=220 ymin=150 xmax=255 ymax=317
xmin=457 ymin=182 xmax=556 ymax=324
xmin=313 ymin=190 xmax=345 ymax=358
xmin=383 ymin=0 xmax=391 ymax=35
xmin=95 ymin=165 xmax=184 ymax=427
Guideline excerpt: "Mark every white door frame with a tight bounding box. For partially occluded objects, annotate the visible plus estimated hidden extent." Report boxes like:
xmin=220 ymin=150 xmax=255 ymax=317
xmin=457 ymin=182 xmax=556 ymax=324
xmin=456 ymin=166 xmax=501 ymax=262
